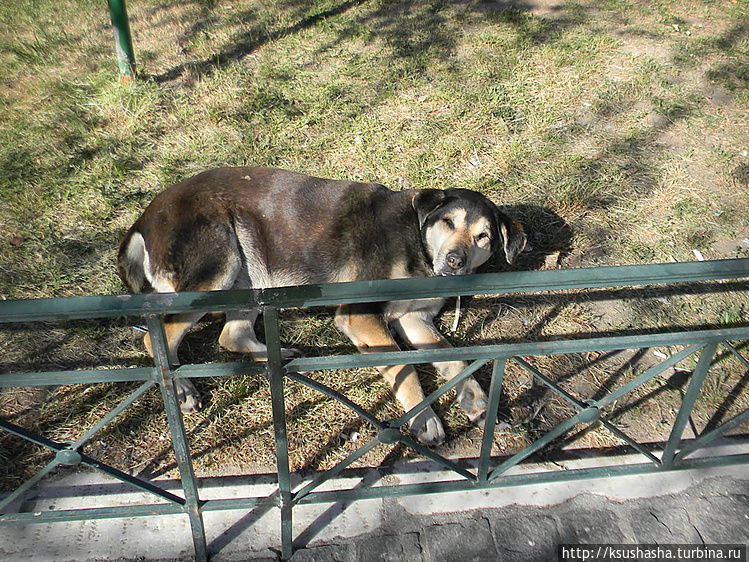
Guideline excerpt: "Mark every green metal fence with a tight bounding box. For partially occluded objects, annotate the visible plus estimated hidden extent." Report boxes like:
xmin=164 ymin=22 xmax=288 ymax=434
xmin=1 ymin=259 xmax=749 ymax=561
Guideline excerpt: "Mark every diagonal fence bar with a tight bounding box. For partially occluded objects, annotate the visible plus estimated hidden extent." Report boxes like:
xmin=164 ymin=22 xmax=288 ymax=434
xmin=479 ymin=359 xmax=507 ymax=482
xmin=287 ymin=372 xmax=387 ymax=430
xmin=292 ymin=437 xmax=381 ymax=503
xmin=662 ymin=342 xmax=719 ymax=467
xmin=0 ymin=454 xmax=60 ymax=514
xmin=0 ymin=417 xmax=188 ymax=506
xmin=71 ymin=380 xmax=156 ymax=450
xmin=390 ymin=359 xmax=490 ymax=429
xmin=511 ymin=357 xmax=663 ymax=465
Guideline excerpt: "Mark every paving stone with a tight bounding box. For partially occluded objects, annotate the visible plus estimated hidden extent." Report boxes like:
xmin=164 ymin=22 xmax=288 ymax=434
xmin=421 ymin=518 xmax=497 ymax=562
xmin=685 ymin=492 xmax=749 ymax=543
xmin=556 ymin=496 xmax=628 ymax=544
xmin=490 ymin=512 xmax=559 ymax=561
xmin=627 ymin=506 xmax=702 ymax=543
xmin=354 ymin=532 xmax=423 ymax=562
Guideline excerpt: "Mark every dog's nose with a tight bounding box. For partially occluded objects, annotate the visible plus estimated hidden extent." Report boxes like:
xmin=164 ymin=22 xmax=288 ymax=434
xmin=446 ymin=251 xmax=466 ymax=271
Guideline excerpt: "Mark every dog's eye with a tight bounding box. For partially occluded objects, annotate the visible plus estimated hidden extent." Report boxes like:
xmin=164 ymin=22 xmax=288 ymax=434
xmin=477 ymin=232 xmax=490 ymax=242
xmin=443 ymin=217 xmax=454 ymax=229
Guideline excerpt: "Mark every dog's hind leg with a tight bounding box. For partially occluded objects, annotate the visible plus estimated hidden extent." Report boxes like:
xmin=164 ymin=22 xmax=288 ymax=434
xmin=144 ymin=229 xmax=243 ymax=413
xmin=219 ymin=309 xmax=266 ymax=358
xmin=219 ymin=310 xmax=299 ymax=361
xmin=391 ymin=311 xmax=489 ymax=428
xmin=335 ymin=304 xmax=446 ymax=446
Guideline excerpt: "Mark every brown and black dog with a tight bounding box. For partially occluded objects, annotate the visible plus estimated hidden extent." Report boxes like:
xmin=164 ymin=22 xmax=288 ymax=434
xmin=118 ymin=167 xmax=526 ymax=445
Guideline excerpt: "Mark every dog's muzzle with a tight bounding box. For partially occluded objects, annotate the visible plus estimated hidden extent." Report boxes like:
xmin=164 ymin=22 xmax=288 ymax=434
xmin=446 ymin=250 xmax=466 ymax=271
xmin=436 ymin=250 xmax=469 ymax=276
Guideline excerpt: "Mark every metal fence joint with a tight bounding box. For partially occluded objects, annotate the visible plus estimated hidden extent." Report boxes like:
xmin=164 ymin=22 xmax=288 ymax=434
xmin=55 ymin=449 xmax=82 ymax=466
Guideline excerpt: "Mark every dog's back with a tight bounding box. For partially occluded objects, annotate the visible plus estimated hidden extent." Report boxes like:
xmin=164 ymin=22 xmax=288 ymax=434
xmin=117 ymin=167 xmax=420 ymax=294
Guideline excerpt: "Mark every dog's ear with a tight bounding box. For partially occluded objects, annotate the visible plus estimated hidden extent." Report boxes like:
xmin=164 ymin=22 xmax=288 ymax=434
xmin=412 ymin=189 xmax=447 ymax=227
xmin=496 ymin=211 xmax=527 ymax=264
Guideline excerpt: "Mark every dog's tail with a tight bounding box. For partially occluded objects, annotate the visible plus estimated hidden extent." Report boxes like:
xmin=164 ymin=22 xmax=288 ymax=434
xmin=117 ymin=229 xmax=149 ymax=293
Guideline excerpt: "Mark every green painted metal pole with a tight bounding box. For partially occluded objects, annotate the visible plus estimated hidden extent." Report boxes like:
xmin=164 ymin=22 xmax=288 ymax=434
xmin=107 ymin=0 xmax=136 ymax=82
xmin=146 ymin=315 xmax=208 ymax=562
xmin=263 ymin=306 xmax=294 ymax=560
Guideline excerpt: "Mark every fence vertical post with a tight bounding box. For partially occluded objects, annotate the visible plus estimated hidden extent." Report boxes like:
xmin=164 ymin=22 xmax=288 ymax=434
xmin=263 ymin=306 xmax=294 ymax=560
xmin=107 ymin=0 xmax=136 ymax=82
xmin=146 ymin=315 xmax=208 ymax=562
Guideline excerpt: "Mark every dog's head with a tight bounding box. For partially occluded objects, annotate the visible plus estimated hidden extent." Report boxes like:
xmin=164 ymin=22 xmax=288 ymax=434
xmin=413 ymin=189 xmax=527 ymax=276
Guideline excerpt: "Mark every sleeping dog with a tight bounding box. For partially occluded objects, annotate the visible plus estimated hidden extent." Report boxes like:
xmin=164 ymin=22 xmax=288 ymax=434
xmin=118 ymin=167 xmax=526 ymax=445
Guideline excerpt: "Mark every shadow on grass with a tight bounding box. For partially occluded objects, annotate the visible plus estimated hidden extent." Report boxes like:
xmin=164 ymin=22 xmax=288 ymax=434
xmin=146 ymin=0 xmax=587 ymax=84
xmin=148 ymin=0 xmax=369 ymax=82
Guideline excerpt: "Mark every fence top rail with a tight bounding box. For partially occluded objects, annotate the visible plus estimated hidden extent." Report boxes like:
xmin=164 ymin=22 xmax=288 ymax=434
xmin=1 ymin=259 xmax=748 ymax=324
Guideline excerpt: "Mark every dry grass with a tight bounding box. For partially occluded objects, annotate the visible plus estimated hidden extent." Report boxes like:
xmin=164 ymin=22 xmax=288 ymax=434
xmin=1 ymin=0 xmax=749 ymax=487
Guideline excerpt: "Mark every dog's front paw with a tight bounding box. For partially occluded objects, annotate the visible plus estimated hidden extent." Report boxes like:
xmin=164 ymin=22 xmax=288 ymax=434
xmin=457 ymin=380 xmax=488 ymax=429
xmin=409 ymin=407 xmax=446 ymax=446
xmin=175 ymin=378 xmax=202 ymax=413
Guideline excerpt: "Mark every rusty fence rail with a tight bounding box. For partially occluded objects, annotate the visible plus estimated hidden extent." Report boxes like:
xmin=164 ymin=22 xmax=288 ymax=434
xmin=1 ymin=259 xmax=748 ymax=560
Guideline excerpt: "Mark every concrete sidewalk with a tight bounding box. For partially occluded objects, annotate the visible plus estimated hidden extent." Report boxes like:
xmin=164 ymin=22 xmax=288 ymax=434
xmin=1 ymin=447 xmax=747 ymax=561
xmin=291 ymin=471 xmax=749 ymax=562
